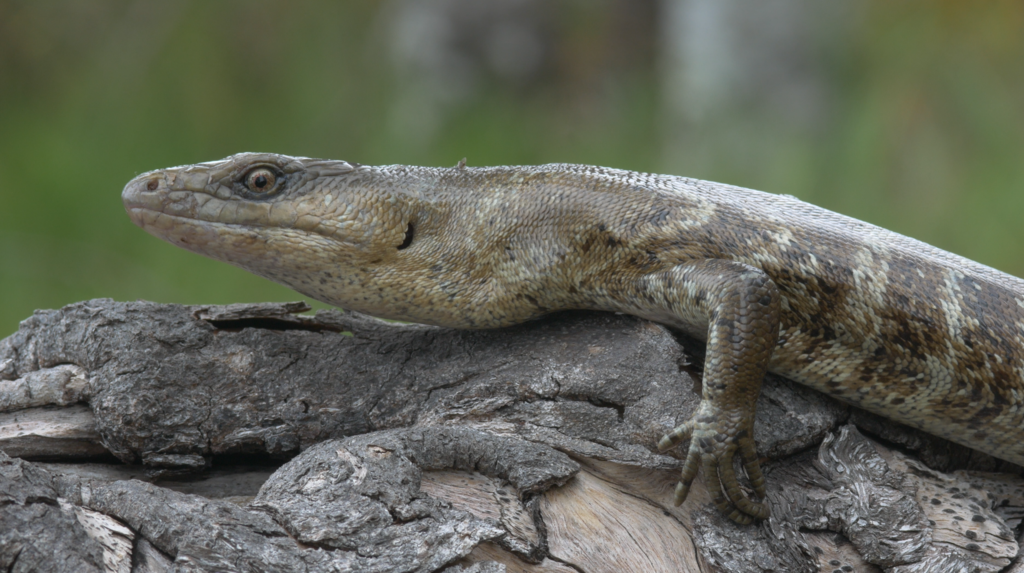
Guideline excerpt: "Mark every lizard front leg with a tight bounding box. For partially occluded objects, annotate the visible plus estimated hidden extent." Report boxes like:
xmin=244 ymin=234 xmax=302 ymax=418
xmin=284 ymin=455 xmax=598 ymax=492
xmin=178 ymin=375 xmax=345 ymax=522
xmin=618 ymin=259 xmax=781 ymax=523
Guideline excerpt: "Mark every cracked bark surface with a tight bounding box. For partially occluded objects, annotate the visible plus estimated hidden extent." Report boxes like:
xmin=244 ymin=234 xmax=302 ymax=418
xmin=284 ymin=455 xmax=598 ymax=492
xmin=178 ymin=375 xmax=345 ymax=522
xmin=1 ymin=299 xmax=1024 ymax=572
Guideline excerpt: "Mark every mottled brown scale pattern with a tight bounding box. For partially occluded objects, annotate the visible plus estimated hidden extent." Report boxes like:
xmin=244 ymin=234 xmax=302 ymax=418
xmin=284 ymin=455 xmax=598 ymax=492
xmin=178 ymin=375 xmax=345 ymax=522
xmin=122 ymin=153 xmax=1024 ymax=524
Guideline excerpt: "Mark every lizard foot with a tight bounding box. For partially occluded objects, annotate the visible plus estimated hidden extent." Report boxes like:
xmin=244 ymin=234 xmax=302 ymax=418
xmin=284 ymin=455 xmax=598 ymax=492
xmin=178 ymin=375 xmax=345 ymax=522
xmin=658 ymin=418 xmax=768 ymax=524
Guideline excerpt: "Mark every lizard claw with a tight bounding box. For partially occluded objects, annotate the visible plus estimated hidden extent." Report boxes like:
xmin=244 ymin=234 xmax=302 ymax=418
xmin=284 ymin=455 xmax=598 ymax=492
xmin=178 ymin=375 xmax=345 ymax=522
xmin=658 ymin=421 xmax=693 ymax=451
xmin=659 ymin=419 xmax=768 ymax=524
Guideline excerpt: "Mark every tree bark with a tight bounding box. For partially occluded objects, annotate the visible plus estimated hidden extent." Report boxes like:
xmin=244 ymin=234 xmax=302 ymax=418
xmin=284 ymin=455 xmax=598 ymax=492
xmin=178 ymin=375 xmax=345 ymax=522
xmin=1 ymin=299 xmax=1023 ymax=572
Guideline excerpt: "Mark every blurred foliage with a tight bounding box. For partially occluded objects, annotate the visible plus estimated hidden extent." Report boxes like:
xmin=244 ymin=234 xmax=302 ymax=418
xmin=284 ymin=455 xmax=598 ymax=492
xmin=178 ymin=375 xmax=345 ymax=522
xmin=0 ymin=0 xmax=1022 ymax=337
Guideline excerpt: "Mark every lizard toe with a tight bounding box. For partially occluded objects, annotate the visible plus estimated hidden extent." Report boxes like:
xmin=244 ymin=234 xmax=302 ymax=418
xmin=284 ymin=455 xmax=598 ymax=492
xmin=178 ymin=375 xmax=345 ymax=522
xmin=659 ymin=421 xmax=694 ymax=451
xmin=717 ymin=443 xmax=769 ymax=521
xmin=704 ymin=450 xmax=762 ymax=524
xmin=672 ymin=442 xmax=702 ymax=506
xmin=739 ymin=434 xmax=767 ymax=499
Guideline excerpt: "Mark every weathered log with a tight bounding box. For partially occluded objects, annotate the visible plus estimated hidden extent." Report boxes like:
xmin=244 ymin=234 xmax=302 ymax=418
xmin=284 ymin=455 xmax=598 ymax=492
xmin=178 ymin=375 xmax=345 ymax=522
xmin=1 ymin=299 xmax=1023 ymax=572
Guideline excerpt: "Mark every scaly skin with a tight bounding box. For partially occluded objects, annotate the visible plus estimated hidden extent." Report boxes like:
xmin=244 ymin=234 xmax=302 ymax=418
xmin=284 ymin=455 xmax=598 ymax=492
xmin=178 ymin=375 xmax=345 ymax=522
xmin=122 ymin=153 xmax=1024 ymax=524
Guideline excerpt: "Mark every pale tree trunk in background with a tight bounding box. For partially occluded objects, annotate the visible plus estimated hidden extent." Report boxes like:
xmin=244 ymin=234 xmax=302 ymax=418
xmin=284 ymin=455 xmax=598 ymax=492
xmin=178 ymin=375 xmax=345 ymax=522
xmin=658 ymin=0 xmax=857 ymax=179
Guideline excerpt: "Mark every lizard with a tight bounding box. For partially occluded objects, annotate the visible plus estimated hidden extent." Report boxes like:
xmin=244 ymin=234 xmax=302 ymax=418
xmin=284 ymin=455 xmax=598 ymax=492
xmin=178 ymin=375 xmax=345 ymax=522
xmin=122 ymin=152 xmax=1024 ymax=524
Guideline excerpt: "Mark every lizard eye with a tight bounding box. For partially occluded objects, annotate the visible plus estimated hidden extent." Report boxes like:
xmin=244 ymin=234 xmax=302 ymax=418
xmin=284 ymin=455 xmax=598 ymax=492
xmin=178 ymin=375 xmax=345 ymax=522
xmin=244 ymin=168 xmax=278 ymax=194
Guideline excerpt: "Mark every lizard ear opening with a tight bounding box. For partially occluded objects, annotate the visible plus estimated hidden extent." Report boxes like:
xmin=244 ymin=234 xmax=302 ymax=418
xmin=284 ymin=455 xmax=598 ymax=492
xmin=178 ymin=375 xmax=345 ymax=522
xmin=397 ymin=222 xmax=415 ymax=250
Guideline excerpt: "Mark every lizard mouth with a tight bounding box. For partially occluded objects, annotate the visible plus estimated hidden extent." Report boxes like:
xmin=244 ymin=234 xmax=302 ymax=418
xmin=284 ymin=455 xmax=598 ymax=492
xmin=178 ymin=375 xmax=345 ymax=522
xmin=124 ymin=199 xmax=353 ymax=285
xmin=123 ymin=180 xmax=233 ymax=252
xmin=122 ymin=174 xmax=367 ymax=271
xmin=123 ymin=172 xmax=265 ymax=252
xmin=122 ymin=174 xmax=340 ymax=240
xmin=123 ymin=202 xmax=256 ymax=258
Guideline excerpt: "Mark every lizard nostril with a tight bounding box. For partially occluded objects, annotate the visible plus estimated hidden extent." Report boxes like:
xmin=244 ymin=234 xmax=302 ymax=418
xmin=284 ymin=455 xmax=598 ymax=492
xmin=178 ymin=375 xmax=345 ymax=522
xmin=146 ymin=179 xmax=159 ymax=191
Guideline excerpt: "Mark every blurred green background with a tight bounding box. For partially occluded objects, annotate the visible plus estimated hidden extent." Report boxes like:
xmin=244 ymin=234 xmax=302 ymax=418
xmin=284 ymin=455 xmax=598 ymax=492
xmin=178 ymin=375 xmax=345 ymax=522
xmin=1 ymin=0 xmax=1023 ymax=338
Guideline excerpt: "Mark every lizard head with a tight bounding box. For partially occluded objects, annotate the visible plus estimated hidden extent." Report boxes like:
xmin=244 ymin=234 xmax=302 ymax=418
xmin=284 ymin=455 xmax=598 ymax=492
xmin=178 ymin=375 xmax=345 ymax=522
xmin=122 ymin=152 xmax=424 ymax=307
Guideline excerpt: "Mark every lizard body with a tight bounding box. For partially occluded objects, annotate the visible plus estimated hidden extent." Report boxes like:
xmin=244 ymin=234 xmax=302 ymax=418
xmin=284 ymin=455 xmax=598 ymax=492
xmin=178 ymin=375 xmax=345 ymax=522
xmin=123 ymin=153 xmax=1024 ymax=523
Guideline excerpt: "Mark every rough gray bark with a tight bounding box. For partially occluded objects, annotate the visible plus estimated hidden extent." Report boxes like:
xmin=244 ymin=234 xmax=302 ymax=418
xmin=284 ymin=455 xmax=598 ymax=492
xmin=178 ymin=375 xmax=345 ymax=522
xmin=0 ymin=453 xmax=107 ymax=572
xmin=1 ymin=299 xmax=1023 ymax=573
